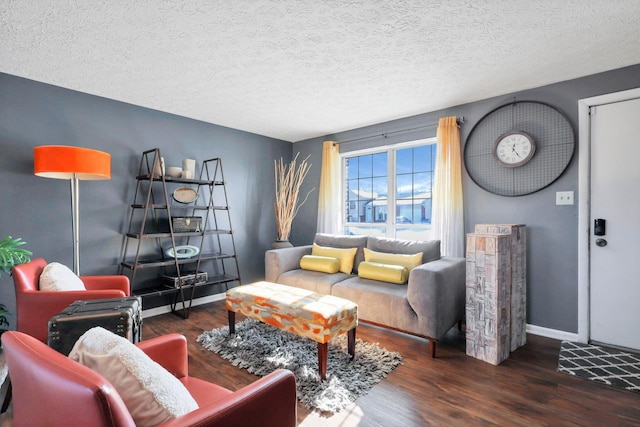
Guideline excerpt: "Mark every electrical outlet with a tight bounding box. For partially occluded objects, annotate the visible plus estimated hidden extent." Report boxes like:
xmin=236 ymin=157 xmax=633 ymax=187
xmin=556 ymin=191 xmax=574 ymax=205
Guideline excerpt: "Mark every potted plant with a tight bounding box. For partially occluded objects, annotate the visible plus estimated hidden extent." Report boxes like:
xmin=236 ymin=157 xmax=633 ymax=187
xmin=0 ymin=236 xmax=32 ymax=335
xmin=273 ymin=153 xmax=314 ymax=247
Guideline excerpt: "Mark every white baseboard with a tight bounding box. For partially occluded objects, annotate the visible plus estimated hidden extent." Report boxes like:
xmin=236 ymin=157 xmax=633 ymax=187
xmin=526 ymin=324 xmax=579 ymax=342
xmin=142 ymin=293 xmax=226 ymax=319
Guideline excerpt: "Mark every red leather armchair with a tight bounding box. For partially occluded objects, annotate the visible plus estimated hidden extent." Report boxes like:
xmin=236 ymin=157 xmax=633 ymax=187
xmin=12 ymin=258 xmax=131 ymax=342
xmin=2 ymin=331 xmax=298 ymax=427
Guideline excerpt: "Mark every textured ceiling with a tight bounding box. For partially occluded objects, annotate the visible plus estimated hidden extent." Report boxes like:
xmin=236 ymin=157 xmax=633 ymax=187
xmin=2 ymin=1 xmax=640 ymax=142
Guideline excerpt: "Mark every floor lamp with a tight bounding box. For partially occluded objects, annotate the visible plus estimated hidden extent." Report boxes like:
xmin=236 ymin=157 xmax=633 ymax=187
xmin=34 ymin=146 xmax=111 ymax=275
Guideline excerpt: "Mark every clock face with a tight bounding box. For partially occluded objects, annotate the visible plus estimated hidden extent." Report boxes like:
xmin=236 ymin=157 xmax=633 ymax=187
xmin=494 ymin=131 xmax=536 ymax=167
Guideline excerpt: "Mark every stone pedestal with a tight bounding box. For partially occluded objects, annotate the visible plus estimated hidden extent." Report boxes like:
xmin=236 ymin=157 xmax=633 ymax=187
xmin=466 ymin=224 xmax=527 ymax=365
xmin=465 ymin=233 xmax=511 ymax=365
xmin=474 ymin=224 xmax=527 ymax=351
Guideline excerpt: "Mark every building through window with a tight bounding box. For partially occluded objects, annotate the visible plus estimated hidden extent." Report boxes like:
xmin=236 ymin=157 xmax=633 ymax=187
xmin=341 ymin=138 xmax=436 ymax=240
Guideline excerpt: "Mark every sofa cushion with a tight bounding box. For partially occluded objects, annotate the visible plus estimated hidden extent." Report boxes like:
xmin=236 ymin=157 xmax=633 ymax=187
xmin=277 ymin=269 xmax=351 ymax=295
xmin=331 ymin=276 xmax=419 ymax=333
xmin=363 ymin=248 xmax=423 ymax=271
xmin=39 ymin=262 xmax=86 ymax=291
xmin=358 ymin=261 xmax=409 ymax=284
xmin=366 ymin=236 xmax=440 ymax=264
xmin=69 ymin=327 xmax=199 ymax=427
xmin=312 ymin=244 xmax=357 ymax=274
xmin=300 ymin=255 xmax=340 ymax=274
xmin=314 ymin=233 xmax=368 ymax=272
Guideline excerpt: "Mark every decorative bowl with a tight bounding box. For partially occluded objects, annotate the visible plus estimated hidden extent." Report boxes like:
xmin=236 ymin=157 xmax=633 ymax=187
xmin=165 ymin=166 xmax=182 ymax=178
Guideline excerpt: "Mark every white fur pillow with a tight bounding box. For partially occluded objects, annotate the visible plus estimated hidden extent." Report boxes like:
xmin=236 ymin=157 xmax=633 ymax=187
xmin=39 ymin=262 xmax=86 ymax=291
xmin=68 ymin=327 xmax=198 ymax=427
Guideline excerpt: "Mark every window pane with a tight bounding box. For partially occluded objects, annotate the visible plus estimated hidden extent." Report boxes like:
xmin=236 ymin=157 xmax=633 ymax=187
xmin=344 ymin=225 xmax=386 ymax=237
xmin=396 ymin=148 xmax=412 ymax=174
xmin=413 ymin=172 xmax=431 ymax=197
xmin=396 ymin=173 xmax=412 ymax=199
xmin=358 ymin=178 xmax=372 ymax=198
xmin=372 ymin=152 xmax=387 ymax=177
xmin=372 ymin=176 xmax=387 ymax=198
xmin=347 ymin=157 xmax=358 ymax=180
xmin=359 ymin=154 xmax=372 ymax=178
xmin=413 ymin=145 xmax=432 ymax=172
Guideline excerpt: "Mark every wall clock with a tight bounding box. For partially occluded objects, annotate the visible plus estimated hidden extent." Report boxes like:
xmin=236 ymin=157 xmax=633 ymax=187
xmin=464 ymin=101 xmax=575 ymax=196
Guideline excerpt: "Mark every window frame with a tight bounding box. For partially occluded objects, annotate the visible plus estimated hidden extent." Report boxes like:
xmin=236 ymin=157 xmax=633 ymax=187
xmin=339 ymin=137 xmax=437 ymax=239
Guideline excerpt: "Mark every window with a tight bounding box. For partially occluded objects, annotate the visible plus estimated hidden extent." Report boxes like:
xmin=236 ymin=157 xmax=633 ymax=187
xmin=341 ymin=138 xmax=436 ymax=240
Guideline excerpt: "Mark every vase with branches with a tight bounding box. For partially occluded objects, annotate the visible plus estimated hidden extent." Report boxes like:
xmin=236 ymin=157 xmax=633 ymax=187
xmin=274 ymin=153 xmax=314 ymax=245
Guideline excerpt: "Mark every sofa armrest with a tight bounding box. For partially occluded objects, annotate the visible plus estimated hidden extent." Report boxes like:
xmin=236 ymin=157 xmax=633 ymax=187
xmin=265 ymin=245 xmax=312 ymax=281
xmin=406 ymin=256 xmax=466 ymax=340
xmin=160 ymin=369 xmax=297 ymax=427
xmin=136 ymin=333 xmax=189 ymax=378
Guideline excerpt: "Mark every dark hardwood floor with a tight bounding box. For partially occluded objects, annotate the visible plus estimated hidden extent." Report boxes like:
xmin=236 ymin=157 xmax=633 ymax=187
xmin=142 ymin=300 xmax=640 ymax=427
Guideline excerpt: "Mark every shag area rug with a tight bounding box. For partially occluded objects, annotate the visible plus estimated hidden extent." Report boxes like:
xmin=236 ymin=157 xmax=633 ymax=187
xmin=197 ymin=319 xmax=402 ymax=413
xmin=557 ymin=340 xmax=640 ymax=393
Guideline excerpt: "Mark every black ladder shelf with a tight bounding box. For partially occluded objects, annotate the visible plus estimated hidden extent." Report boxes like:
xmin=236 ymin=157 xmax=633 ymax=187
xmin=119 ymin=148 xmax=241 ymax=318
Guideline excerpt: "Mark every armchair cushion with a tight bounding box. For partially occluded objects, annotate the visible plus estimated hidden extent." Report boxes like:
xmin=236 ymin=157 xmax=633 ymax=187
xmin=39 ymin=262 xmax=86 ymax=291
xmin=69 ymin=327 xmax=198 ymax=427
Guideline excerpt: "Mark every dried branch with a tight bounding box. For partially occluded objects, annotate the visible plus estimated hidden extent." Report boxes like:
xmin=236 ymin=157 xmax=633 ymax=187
xmin=274 ymin=153 xmax=315 ymax=241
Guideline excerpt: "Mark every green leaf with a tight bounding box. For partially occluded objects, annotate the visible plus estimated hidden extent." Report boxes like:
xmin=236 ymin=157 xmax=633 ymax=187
xmin=0 ymin=236 xmax=32 ymax=277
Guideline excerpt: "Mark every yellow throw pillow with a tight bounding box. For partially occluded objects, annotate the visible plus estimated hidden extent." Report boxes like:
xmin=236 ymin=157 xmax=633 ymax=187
xmin=363 ymin=247 xmax=423 ymax=271
xmin=300 ymin=255 xmax=340 ymax=274
xmin=312 ymin=244 xmax=358 ymax=274
xmin=358 ymin=261 xmax=409 ymax=284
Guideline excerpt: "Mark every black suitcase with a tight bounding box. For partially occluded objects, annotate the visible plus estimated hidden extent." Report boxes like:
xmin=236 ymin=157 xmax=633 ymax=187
xmin=47 ymin=296 xmax=142 ymax=355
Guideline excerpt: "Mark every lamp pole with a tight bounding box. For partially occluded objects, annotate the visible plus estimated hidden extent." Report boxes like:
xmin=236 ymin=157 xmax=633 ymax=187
xmin=70 ymin=173 xmax=80 ymax=275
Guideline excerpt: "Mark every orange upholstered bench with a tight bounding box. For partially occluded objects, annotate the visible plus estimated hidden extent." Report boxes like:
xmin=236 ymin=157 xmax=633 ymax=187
xmin=226 ymin=281 xmax=358 ymax=380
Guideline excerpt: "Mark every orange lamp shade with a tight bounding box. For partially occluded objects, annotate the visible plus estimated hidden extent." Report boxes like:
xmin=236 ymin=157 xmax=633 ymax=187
xmin=34 ymin=145 xmax=111 ymax=180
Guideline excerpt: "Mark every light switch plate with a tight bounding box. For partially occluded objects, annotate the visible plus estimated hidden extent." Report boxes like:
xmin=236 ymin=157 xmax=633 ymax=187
xmin=556 ymin=191 xmax=574 ymax=205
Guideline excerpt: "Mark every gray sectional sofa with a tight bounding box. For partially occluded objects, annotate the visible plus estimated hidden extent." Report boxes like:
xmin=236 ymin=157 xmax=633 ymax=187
xmin=265 ymin=233 xmax=466 ymax=357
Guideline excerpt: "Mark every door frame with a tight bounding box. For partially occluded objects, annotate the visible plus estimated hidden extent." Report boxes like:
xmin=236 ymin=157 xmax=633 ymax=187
xmin=577 ymin=87 xmax=640 ymax=343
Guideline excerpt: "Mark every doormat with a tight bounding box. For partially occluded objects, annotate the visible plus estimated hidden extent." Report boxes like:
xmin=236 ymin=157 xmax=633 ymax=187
xmin=197 ymin=318 xmax=402 ymax=413
xmin=557 ymin=340 xmax=640 ymax=393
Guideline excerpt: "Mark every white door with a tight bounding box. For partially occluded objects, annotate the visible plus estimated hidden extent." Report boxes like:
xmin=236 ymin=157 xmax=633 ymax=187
xmin=589 ymin=96 xmax=640 ymax=351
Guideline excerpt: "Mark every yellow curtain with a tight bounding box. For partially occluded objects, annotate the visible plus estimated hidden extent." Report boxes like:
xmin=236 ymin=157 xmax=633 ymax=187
xmin=432 ymin=117 xmax=464 ymax=257
xmin=316 ymin=141 xmax=340 ymax=234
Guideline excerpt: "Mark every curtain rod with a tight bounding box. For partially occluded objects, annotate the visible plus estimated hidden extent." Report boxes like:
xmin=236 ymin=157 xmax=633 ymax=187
xmin=334 ymin=116 xmax=464 ymax=145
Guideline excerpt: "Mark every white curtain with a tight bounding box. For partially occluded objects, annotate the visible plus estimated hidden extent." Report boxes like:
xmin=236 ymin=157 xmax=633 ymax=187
xmin=431 ymin=117 xmax=464 ymax=257
xmin=316 ymin=141 xmax=340 ymax=234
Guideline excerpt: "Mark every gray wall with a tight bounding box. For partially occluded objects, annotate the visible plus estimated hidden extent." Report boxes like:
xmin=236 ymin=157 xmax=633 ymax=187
xmin=293 ymin=63 xmax=640 ymax=334
xmin=0 ymin=73 xmax=291 ymax=324
xmin=3 ymin=63 xmax=640 ymax=335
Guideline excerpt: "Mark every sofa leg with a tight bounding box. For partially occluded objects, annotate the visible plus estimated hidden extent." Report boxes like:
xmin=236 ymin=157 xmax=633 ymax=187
xmin=429 ymin=340 xmax=436 ymax=358
xmin=458 ymin=320 xmax=463 ymax=332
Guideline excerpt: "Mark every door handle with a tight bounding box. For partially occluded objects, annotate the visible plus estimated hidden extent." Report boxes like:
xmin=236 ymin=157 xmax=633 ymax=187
xmin=595 ymin=238 xmax=607 ymax=247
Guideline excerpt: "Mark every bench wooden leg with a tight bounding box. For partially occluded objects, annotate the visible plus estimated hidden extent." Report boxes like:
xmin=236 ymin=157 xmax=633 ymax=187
xmin=318 ymin=342 xmax=328 ymax=381
xmin=348 ymin=328 xmax=356 ymax=360
xmin=228 ymin=310 xmax=236 ymax=335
